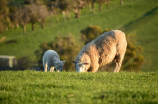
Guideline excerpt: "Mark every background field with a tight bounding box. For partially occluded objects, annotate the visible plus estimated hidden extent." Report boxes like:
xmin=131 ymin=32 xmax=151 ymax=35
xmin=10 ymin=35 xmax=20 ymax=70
xmin=0 ymin=0 xmax=158 ymax=71
xmin=0 ymin=71 xmax=158 ymax=104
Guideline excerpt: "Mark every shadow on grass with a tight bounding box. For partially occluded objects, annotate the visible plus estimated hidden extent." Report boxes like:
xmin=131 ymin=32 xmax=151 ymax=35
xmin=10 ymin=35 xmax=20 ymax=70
xmin=93 ymin=91 xmax=157 ymax=103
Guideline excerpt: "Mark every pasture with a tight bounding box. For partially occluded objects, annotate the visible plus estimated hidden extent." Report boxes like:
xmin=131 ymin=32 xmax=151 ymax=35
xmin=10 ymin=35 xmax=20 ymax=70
xmin=0 ymin=0 xmax=158 ymax=71
xmin=0 ymin=71 xmax=158 ymax=104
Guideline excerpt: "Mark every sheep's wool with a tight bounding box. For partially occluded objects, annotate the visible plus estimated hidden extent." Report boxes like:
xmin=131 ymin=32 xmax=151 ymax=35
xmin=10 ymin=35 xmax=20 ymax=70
xmin=75 ymin=30 xmax=127 ymax=72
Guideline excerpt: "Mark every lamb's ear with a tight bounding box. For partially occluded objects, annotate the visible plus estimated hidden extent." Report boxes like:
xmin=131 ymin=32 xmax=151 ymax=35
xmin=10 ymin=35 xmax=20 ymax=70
xmin=72 ymin=61 xmax=77 ymax=63
xmin=83 ymin=62 xmax=89 ymax=65
xmin=61 ymin=60 xmax=66 ymax=63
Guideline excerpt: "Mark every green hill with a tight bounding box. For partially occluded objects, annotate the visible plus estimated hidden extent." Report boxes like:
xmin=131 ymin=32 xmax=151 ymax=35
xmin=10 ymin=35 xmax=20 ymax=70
xmin=0 ymin=0 xmax=158 ymax=71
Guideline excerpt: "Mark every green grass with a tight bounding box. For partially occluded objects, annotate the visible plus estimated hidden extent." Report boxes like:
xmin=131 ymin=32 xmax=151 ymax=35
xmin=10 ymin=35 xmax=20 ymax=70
xmin=0 ymin=0 xmax=158 ymax=71
xmin=0 ymin=71 xmax=158 ymax=104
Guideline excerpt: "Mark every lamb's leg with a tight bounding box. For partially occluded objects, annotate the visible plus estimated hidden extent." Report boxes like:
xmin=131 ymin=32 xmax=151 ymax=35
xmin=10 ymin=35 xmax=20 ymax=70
xmin=44 ymin=63 xmax=47 ymax=72
xmin=50 ymin=67 xmax=54 ymax=72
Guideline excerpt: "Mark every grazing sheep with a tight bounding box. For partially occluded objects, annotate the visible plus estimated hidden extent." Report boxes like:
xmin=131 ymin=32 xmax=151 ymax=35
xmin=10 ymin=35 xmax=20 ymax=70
xmin=72 ymin=30 xmax=127 ymax=72
xmin=42 ymin=50 xmax=65 ymax=72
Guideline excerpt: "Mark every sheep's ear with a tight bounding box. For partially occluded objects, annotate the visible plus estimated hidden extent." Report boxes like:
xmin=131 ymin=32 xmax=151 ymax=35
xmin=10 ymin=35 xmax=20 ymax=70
xmin=61 ymin=60 xmax=66 ymax=63
xmin=72 ymin=61 xmax=77 ymax=63
xmin=83 ymin=62 xmax=89 ymax=65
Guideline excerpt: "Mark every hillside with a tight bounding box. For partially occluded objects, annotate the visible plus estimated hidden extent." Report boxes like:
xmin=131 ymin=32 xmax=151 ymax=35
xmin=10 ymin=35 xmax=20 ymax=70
xmin=0 ymin=0 xmax=158 ymax=71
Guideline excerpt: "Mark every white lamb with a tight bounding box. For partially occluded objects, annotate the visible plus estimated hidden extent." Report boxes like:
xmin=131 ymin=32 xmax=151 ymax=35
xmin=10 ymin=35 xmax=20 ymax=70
xmin=42 ymin=50 xmax=65 ymax=72
xmin=72 ymin=30 xmax=127 ymax=72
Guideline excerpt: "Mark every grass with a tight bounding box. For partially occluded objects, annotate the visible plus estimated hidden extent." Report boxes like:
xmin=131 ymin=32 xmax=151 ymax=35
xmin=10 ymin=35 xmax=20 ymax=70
xmin=0 ymin=0 xmax=158 ymax=71
xmin=0 ymin=71 xmax=158 ymax=104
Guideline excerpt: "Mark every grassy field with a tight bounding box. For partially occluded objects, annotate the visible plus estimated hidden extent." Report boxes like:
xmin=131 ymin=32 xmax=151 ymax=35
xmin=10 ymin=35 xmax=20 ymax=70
xmin=0 ymin=0 xmax=158 ymax=71
xmin=0 ymin=71 xmax=158 ymax=104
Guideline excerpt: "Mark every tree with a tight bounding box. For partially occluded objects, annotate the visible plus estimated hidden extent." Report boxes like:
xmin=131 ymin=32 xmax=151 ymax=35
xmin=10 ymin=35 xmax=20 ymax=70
xmin=105 ymin=0 xmax=110 ymax=9
xmin=91 ymin=0 xmax=96 ymax=13
xmin=9 ymin=6 xmax=19 ymax=29
xmin=97 ymin=0 xmax=106 ymax=11
xmin=24 ymin=0 xmax=49 ymax=31
xmin=57 ymin=0 xmax=73 ymax=21
xmin=46 ymin=0 xmax=60 ymax=22
xmin=36 ymin=35 xmax=81 ymax=71
xmin=0 ymin=0 xmax=11 ymax=33
xmin=27 ymin=3 xmax=40 ymax=31
xmin=17 ymin=5 xmax=30 ymax=34
xmin=120 ymin=0 xmax=123 ymax=5
xmin=72 ymin=0 xmax=85 ymax=18
xmin=38 ymin=5 xmax=49 ymax=29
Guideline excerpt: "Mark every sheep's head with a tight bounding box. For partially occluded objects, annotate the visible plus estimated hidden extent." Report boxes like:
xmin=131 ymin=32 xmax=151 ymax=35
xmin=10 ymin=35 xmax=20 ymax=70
xmin=55 ymin=61 xmax=66 ymax=72
xmin=72 ymin=61 xmax=89 ymax=72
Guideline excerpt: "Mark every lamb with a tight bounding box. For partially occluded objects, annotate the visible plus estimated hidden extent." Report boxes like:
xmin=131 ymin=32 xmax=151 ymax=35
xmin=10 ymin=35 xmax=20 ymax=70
xmin=42 ymin=50 xmax=65 ymax=72
xmin=72 ymin=30 xmax=127 ymax=72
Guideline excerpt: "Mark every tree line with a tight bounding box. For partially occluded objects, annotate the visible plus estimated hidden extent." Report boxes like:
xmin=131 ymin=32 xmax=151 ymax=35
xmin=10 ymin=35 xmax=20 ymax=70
xmin=0 ymin=0 xmax=123 ymax=34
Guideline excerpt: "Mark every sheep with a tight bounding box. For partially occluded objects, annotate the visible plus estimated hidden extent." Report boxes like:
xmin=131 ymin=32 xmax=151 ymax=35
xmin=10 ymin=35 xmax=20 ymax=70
xmin=42 ymin=50 xmax=65 ymax=72
xmin=72 ymin=30 xmax=127 ymax=73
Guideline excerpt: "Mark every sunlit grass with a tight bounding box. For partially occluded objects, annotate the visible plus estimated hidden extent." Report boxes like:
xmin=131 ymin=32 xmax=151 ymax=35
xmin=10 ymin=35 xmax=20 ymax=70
xmin=0 ymin=71 xmax=158 ymax=104
xmin=0 ymin=0 xmax=158 ymax=71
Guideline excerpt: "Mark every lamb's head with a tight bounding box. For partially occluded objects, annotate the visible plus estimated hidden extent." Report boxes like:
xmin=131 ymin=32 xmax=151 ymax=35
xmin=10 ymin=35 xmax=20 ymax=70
xmin=54 ymin=61 xmax=66 ymax=72
xmin=72 ymin=61 xmax=89 ymax=72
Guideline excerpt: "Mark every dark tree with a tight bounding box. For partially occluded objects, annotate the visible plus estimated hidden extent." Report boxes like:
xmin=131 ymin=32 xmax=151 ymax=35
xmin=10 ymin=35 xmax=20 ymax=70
xmin=9 ymin=6 xmax=19 ymax=29
xmin=91 ymin=0 xmax=96 ymax=13
xmin=57 ymin=0 xmax=73 ymax=21
xmin=0 ymin=0 xmax=11 ymax=33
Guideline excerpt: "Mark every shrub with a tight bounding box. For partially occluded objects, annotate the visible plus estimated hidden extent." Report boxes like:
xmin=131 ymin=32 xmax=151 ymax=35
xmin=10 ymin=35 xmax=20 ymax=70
xmin=80 ymin=25 xmax=102 ymax=44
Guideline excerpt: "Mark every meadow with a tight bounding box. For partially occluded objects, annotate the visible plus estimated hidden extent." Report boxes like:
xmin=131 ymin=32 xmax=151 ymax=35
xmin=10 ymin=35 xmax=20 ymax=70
xmin=0 ymin=0 xmax=158 ymax=103
xmin=0 ymin=0 xmax=158 ymax=71
xmin=0 ymin=70 xmax=158 ymax=104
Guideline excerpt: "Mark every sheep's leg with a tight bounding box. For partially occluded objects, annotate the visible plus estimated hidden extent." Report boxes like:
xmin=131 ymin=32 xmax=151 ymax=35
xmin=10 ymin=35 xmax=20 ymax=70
xmin=113 ymin=59 xmax=118 ymax=72
xmin=91 ymin=64 xmax=99 ymax=73
xmin=113 ymin=54 xmax=124 ymax=72
xmin=116 ymin=62 xmax=122 ymax=72
xmin=50 ymin=67 xmax=54 ymax=72
xmin=44 ymin=63 xmax=47 ymax=72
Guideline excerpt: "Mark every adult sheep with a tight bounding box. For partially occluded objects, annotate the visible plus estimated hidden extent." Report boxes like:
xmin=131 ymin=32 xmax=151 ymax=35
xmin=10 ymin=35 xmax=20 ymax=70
xmin=42 ymin=50 xmax=65 ymax=72
xmin=72 ymin=30 xmax=127 ymax=72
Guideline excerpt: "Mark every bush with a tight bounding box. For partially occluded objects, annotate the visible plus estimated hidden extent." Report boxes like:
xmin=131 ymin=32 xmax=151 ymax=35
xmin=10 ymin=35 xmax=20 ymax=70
xmin=122 ymin=34 xmax=144 ymax=72
xmin=80 ymin=25 xmax=102 ymax=44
